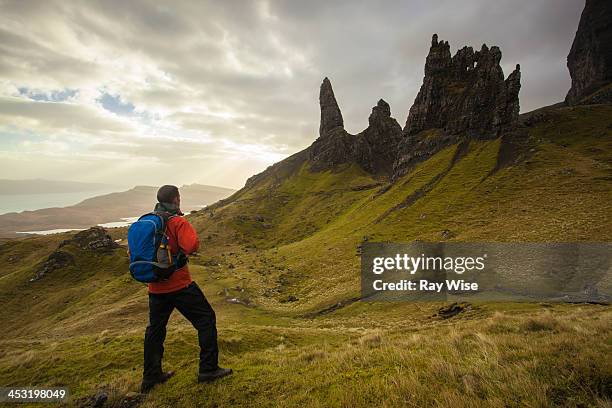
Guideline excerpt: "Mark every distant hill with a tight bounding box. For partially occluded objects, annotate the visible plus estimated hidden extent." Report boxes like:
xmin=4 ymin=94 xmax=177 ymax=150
xmin=0 ymin=179 xmax=118 ymax=195
xmin=0 ymin=184 xmax=235 ymax=238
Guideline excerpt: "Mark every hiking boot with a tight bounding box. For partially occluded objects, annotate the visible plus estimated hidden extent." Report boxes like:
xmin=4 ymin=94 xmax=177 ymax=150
xmin=140 ymin=370 xmax=175 ymax=393
xmin=198 ymin=367 xmax=233 ymax=383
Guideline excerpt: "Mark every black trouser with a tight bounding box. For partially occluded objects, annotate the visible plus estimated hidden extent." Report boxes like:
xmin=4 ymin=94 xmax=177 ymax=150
xmin=143 ymin=282 xmax=219 ymax=380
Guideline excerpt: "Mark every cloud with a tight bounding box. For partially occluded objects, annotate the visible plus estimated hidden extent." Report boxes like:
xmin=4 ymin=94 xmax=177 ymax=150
xmin=0 ymin=96 xmax=134 ymax=134
xmin=0 ymin=0 xmax=584 ymax=188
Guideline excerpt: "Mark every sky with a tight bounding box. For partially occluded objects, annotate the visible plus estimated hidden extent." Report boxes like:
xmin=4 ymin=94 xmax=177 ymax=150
xmin=0 ymin=0 xmax=584 ymax=189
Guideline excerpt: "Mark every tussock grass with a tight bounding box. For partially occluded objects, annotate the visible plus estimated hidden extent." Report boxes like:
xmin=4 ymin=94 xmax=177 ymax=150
xmin=521 ymin=311 xmax=565 ymax=332
xmin=0 ymin=305 xmax=609 ymax=407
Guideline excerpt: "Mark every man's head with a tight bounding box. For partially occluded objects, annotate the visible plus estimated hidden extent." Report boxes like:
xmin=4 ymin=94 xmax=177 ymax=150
xmin=157 ymin=185 xmax=181 ymax=207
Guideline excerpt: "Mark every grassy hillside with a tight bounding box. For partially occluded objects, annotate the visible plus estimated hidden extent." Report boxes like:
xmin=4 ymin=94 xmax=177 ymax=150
xmin=190 ymin=104 xmax=612 ymax=310
xmin=0 ymin=104 xmax=610 ymax=407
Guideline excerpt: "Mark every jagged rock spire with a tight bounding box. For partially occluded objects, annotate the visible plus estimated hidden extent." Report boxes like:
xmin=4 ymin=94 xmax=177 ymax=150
xmin=369 ymin=99 xmax=392 ymax=125
xmin=424 ymin=33 xmax=451 ymax=76
xmin=311 ymin=79 xmax=401 ymax=175
xmin=395 ymin=34 xmax=521 ymax=178
xmin=505 ymin=64 xmax=521 ymax=122
xmin=319 ymin=77 xmax=344 ymax=136
xmin=355 ymin=99 xmax=402 ymax=174
xmin=404 ymin=34 xmax=520 ymax=138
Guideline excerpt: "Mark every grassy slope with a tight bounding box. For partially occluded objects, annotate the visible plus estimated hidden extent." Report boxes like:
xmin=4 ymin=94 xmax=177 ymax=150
xmin=0 ymin=105 xmax=610 ymax=407
xmin=191 ymin=104 xmax=612 ymax=310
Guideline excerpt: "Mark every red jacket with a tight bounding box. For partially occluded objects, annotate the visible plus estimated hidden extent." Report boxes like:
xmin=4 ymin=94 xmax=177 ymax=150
xmin=148 ymin=216 xmax=199 ymax=294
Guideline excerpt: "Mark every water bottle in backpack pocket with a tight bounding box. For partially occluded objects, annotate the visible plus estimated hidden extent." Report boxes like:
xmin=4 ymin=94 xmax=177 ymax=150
xmin=127 ymin=212 xmax=183 ymax=283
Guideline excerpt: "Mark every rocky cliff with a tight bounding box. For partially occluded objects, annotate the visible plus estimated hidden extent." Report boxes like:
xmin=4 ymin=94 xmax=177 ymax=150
xmin=565 ymin=0 xmax=612 ymax=105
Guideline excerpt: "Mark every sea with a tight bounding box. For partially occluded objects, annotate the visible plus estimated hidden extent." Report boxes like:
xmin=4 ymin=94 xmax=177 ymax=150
xmin=1 ymin=190 xmax=139 ymax=235
xmin=15 ymin=217 xmax=140 ymax=235
xmin=4 ymin=191 xmax=207 ymax=235
xmin=0 ymin=190 xmax=118 ymax=215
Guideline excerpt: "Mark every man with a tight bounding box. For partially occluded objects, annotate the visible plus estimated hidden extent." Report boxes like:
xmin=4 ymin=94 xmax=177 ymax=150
xmin=139 ymin=185 xmax=232 ymax=393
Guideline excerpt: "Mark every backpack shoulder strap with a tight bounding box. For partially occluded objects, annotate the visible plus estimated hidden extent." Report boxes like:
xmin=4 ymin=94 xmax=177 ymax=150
xmin=153 ymin=211 xmax=178 ymax=233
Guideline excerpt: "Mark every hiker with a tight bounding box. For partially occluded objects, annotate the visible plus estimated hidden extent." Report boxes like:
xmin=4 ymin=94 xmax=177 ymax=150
xmin=128 ymin=185 xmax=232 ymax=393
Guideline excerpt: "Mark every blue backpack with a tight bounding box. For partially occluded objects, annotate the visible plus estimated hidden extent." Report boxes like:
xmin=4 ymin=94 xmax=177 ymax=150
xmin=127 ymin=212 xmax=185 ymax=283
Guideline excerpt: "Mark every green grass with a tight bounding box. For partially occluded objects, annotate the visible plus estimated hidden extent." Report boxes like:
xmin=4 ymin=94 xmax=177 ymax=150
xmin=0 ymin=104 xmax=610 ymax=407
xmin=1 ymin=293 xmax=609 ymax=407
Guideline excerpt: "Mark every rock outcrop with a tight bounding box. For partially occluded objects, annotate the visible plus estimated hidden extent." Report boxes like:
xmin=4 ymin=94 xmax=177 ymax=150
xmin=318 ymin=77 xmax=344 ymax=135
xmin=353 ymin=100 xmax=403 ymax=175
xmin=565 ymin=0 xmax=612 ymax=105
xmin=393 ymin=35 xmax=521 ymax=177
xmin=241 ymin=34 xmax=525 ymax=189
xmin=309 ymin=78 xmax=355 ymax=171
xmin=309 ymin=128 xmax=354 ymax=172
xmin=30 ymin=250 xmax=75 ymax=282
xmin=405 ymin=34 xmax=520 ymax=138
xmin=30 ymin=227 xmax=118 ymax=282
xmin=31 ymin=227 xmax=118 ymax=281
xmin=60 ymin=226 xmax=119 ymax=252
xmin=309 ymin=79 xmax=402 ymax=175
